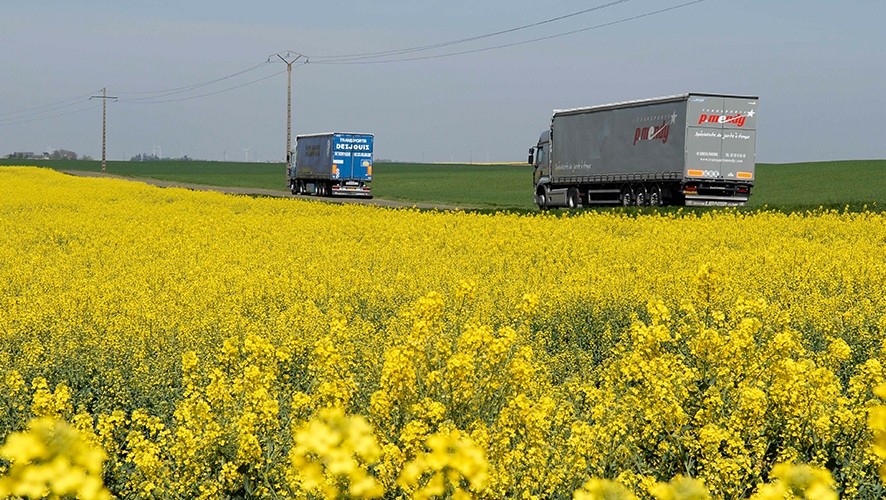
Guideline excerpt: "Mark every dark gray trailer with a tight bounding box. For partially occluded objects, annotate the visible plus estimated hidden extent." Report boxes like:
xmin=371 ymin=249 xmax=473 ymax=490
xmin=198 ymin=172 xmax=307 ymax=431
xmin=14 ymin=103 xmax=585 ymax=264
xmin=288 ymin=132 xmax=374 ymax=197
xmin=529 ymin=93 xmax=758 ymax=208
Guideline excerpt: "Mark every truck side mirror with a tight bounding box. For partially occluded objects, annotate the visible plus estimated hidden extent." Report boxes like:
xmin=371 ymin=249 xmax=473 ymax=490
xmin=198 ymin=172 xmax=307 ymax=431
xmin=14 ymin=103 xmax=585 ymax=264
xmin=528 ymin=147 xmax=535 ymax=165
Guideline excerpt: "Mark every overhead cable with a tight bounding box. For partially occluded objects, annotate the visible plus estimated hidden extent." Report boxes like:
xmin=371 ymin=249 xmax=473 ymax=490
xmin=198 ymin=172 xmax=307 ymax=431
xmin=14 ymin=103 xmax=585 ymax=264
xmin=118 ymin=67 xmax=292 ymax=105
xmin=0 ymin=103 xmax=102 ymax=127
xmin=0 ymin=91 xmax=99 ymax=118
xmin=310 ymin=0 xmax=708 ymax=65
xmin=308 ymin=0 xmax=634 ymax=63
xmin=116 ymin=61 xmax=271 ymax=100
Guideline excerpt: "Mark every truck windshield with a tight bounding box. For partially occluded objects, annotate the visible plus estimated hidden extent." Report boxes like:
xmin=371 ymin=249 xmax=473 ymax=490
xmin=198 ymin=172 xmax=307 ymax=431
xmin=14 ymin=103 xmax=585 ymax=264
xmin=536 ymin=145 xmax=548 ymax=168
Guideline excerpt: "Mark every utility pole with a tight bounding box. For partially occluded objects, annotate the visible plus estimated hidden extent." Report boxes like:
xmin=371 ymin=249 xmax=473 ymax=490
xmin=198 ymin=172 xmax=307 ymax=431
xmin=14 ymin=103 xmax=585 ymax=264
xmin=269 ymin=51 xmax=306 ymax=168
xmin=90 ymin=88 xmax=118 ymax=172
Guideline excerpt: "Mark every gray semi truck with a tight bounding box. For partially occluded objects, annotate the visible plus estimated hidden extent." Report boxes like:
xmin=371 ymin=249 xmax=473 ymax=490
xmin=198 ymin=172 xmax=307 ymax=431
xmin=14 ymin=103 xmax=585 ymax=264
xmin=529 ymin=93 xmax=758 ymax=208
xmin=288 ymin=132 xmax=374 ymax=197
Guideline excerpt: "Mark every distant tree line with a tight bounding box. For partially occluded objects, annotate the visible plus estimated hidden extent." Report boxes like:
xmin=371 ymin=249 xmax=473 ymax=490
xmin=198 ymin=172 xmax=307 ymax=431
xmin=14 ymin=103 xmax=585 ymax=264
xmin=5 ymin=149 xmax=91 ymax=161
xmin=130 ymin=153 xmax=195 ymax=162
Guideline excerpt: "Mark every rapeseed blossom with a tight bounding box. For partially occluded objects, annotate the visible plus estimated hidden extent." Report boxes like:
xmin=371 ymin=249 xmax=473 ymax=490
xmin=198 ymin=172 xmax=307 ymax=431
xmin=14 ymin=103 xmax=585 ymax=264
xmin=1 ymin=167 xmax=885 ymax=498
xmin=0 ymin=417 xmax=110 ymax=500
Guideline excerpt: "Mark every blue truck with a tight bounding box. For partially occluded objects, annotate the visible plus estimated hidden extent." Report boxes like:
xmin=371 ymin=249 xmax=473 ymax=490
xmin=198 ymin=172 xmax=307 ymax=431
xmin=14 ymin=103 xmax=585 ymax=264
xmin=287 ymin=132 xmax=374 ymax=197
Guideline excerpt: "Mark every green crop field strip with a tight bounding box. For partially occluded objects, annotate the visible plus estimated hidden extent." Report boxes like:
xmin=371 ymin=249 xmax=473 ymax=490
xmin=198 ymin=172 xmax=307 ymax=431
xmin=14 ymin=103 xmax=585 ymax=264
xmin=1 ymin=158 xmax=883 ymax=211
xmin=750 ymin=160 xmax=885 ymax=208
xmin=370 ymin=163 xmax=534 ymax=210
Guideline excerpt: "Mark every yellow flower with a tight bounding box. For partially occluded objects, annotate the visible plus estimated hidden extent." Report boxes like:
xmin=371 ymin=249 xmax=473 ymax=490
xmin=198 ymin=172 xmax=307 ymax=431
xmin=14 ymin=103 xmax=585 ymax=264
xmin=750 ymin=463 xmax=837 ymax=500
xmin=649 ymin=475 xmax=711 ymax=500
xmin=573 ymin=478 xmax=637 ymax=500
xmin=0 ymin=418 xmax=111 ymax=500
xmin=289 ymin=407 xmax=384 ymax=498
xmin=398 ymin=428 xmax=488 ymax=497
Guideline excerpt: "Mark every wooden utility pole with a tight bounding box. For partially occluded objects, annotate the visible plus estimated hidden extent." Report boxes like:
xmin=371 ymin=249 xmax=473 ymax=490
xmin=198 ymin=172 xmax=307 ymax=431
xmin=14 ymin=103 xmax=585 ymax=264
xmin=90 ymin=88 xmax=118 ymax=172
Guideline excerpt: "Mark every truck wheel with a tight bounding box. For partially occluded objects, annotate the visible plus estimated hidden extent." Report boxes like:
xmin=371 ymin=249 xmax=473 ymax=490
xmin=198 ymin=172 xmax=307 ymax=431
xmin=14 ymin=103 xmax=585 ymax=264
xmin=566 ymin=187 xmax=580 ymax=209
xmin=635 ymin=187 xmax=648 ymax=206
xmin=536 ymin=187 xmax=548 ymax=210
xmin=620 ymin=187 xmax=633 ymax=207
xmin=289 ymin=181 xmax=297 ymax=195
xmin=649 ymin=186 xmax=663 ymax=206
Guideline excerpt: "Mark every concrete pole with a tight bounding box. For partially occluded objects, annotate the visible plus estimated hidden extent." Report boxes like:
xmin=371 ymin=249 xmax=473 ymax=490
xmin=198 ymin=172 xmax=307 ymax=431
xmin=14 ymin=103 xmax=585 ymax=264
xmin=90 ymin=88 xmax=117 ymax=172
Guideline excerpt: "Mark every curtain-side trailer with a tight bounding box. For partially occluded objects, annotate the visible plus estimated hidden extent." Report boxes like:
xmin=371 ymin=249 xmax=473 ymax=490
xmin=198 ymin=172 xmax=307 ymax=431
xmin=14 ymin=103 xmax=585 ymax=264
xmin=288 ymin=132 xmax=374 ymax=197
xmin=529 ymin=93 xmax=758 ymax=208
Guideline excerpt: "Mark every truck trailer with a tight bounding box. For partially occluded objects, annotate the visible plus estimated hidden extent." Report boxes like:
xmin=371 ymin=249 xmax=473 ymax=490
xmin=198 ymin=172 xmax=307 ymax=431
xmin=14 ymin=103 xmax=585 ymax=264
xmin=529 ymin=93 xmax=758 ymax=208
xmin=288 ymin=132 xmax=374 ymax=197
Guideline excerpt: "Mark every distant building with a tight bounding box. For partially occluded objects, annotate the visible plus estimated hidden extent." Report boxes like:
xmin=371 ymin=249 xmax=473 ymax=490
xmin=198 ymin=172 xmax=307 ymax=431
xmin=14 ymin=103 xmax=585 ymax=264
xmin=8 ymin=152 xmax=38 ymax=159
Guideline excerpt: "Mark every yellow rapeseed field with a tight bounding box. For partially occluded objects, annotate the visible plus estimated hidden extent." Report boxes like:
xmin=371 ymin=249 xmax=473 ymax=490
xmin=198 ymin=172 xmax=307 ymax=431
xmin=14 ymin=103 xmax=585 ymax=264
xmin=1 ymin=166 xmax=886 ymax=499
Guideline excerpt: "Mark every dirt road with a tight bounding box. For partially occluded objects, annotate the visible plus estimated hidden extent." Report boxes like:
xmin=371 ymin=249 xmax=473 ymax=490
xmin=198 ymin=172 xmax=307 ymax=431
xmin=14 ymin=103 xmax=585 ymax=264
xmin=62 ymin=170 xmax=473 ymax=211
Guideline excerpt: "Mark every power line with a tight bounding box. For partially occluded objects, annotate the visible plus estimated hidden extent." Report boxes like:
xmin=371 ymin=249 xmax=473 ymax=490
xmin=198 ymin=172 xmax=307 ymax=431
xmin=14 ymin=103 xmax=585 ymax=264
xmin=308 ymin=0 xmax=634 ymax=63
xmin=0 ymin=91 xmax=98 ymax=118
xmin=1 ymin=63 xmax=275 ymax=125
xmin=117 ymin=67 xmax=291 ymax=105
xmin=0 ymin=0 xmax=708 ymax=131
xmin=116 ymin=61 xmax=270 ymax=100
xmin=310 ymin=0 xmax=708 ymax=65
xmin=0 ymin=99 xmax=93 ymax=123
xmin=1 ymin=63 xmax=286 ymax=125
xmin=0 ymin=102 xmax=101 ymax=127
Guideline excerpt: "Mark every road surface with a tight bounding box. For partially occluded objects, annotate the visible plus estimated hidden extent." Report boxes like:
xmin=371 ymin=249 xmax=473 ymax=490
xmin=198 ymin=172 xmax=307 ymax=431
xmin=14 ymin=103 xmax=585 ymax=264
xmin=62 ymin=170 xmax=474 ymax=211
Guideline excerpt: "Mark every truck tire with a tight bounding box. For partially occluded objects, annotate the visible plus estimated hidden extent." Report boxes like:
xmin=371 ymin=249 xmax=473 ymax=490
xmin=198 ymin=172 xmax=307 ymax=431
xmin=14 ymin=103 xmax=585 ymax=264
xmin=649 ymin=186 xmax=663 ymax=206
xmin=620 ymin=187 xmax=633 ymax=207
xmin=289 ymin=181 xmax=298 ymax=195
xmin=566 ymin=187 xmax=580 ymax=209
xmin=635 ymin=186 xmax=648 ymax=206
xmin=536 ymin=187 xmax=548 ymax=210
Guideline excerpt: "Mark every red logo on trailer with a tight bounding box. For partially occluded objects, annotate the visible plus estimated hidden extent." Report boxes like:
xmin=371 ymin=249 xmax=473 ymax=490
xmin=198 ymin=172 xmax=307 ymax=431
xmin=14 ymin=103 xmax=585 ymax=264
xmin=633 ymin=110 xmax=678 ymax=146
xmin=633 ymin=121 xmax=670 ymax=145
xmin=697 ymin=110 xmax=754 ymax=127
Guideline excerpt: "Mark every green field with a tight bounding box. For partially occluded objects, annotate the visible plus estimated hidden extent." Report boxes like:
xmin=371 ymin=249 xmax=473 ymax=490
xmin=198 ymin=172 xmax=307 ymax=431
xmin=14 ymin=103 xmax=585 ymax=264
xmin=1 ymin=158 xmax=883 ymax=211
xmin=751 ymin=160 xmax=884 ymax=208
xmin=371 ymin=163 xmax=534 ymax=209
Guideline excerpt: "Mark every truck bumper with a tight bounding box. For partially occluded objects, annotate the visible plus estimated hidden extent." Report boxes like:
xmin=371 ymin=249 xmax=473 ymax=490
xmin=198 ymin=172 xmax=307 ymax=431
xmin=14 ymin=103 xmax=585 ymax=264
xmin=683 ymin=194 xmax=749 ymax=207
xmin=331 ymin=185 xmax=373 ymax=197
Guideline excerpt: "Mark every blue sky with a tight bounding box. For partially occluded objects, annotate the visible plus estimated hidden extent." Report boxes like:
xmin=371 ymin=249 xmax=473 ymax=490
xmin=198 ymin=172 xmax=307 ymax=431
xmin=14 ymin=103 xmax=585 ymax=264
xmin=2 ymin=0 xmax=884 ymax=163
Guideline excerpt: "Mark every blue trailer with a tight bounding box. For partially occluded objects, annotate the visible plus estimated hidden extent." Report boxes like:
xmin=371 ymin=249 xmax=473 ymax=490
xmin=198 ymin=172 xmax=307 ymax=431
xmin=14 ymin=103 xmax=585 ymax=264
xmin=287 ymin=132 xmax=374 ymax=197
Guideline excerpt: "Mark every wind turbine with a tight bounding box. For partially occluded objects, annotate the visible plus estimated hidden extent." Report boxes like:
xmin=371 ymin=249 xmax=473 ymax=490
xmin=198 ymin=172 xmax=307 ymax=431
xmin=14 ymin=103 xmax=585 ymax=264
xmin=242 ymin=147 xmax=252 ymax=162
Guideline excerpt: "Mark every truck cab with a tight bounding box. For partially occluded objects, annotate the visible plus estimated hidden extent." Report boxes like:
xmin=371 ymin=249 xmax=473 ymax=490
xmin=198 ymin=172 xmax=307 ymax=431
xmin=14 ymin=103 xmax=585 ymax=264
xmin=530 ymin=130 xmax=553 ymax=207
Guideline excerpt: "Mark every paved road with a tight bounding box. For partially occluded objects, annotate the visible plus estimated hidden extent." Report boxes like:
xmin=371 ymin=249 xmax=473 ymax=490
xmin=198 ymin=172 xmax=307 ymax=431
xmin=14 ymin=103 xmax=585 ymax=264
xmin=62 ymin=170 xmax=474 ymax=211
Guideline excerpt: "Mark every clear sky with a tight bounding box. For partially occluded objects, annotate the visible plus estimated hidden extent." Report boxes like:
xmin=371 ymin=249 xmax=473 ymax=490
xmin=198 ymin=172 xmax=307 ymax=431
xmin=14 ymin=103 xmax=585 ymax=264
xmin=2 ymin=0 xmax=884 ymax=164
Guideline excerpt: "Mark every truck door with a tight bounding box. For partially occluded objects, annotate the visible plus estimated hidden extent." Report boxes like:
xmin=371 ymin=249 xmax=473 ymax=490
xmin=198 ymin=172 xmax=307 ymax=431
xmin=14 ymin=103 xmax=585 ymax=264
xmin=686 ymin=96 xmax=757 ymax=182
xmin=533 ymin=129 xmax=551 ymax=186
xmin=350 ymin=135 xmax=373 ymax=181
xmin=533 ymin=143 xmax=548 ymax=186
xmin=334 ymin=134 xmax=373 ymax=181
xmin=719 ymin=97 xmax=757 ymax=183
xmin=333 ymin=135 xmax=354 ymax=180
